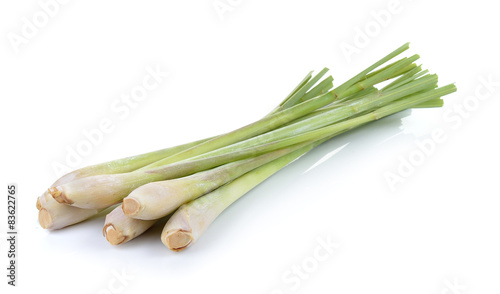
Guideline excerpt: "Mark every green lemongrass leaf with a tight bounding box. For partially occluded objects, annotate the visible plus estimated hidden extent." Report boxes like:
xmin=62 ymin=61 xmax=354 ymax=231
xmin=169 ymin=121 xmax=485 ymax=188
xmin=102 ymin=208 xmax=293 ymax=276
xmin=279 ymin=71 xmax=313 ymax=107
xmin=299 ymin=75 xmax=334 ymax=102
xmin=281 ymin=67 xmax=330 ymax=109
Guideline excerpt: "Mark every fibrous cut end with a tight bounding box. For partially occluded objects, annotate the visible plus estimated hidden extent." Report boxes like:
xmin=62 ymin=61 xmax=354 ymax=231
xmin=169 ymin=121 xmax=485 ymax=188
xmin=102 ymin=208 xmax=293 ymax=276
xmin=103 ymin=224 xmax=128 ymax=245
xmin=122 ymin=198 xmax=141 ymax=216
xmin=163 ymin=230 xmax=193 ymax=252
xmin=38 ymin=208 xmax=52 ymax=229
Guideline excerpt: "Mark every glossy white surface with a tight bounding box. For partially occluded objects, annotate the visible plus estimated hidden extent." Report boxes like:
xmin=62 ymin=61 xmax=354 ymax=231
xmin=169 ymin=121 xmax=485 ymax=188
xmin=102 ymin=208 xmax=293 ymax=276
xmin=1 ymin=1 xmax=499 ymax=293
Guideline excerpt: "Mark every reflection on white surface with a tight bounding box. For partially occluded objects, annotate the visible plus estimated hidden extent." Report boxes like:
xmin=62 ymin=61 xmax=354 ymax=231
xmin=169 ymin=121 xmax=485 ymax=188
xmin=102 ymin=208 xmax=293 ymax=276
xmin=375 ymin=130 xmax=404 ymax=146
xmin=302 ymin=143 xmax=349 ymax=174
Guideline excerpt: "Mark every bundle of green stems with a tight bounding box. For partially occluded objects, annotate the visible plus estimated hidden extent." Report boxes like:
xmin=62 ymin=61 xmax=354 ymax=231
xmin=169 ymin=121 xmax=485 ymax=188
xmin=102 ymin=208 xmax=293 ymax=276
xmin=37 ymin=43 xmax=456 ymax=251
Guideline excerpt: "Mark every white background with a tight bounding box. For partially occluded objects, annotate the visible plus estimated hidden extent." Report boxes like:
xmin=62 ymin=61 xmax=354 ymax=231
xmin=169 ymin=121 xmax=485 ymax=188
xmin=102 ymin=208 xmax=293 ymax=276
xmin=1 ymin=0 xmax=499 ymax=293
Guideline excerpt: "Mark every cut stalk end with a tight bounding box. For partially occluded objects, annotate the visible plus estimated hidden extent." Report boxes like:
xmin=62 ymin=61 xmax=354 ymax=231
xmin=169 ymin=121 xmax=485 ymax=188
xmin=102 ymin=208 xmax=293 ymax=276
xmin=103 ymin=224 xmax=127 ymax=245
xmin=162 ymin=230 xmax=193 ymax=251
xmin=48 ymin=187 xmax=73 ymax=205
xmin=122 ymin=198 xmax=141 ymax=216
xmin=38 ymin=208 xmax=52 ymax=229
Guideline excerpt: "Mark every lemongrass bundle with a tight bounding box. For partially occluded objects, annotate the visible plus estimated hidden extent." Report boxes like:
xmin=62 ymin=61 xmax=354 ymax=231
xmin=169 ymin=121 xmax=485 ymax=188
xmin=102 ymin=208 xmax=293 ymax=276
xmin=34 ymin=43 xmax=456 ymax=254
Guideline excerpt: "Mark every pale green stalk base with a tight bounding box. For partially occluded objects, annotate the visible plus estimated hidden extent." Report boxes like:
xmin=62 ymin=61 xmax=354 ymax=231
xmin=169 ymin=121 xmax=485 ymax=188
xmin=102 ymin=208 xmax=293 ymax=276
xmin=53 ymin=137 xmax=211 ymax=186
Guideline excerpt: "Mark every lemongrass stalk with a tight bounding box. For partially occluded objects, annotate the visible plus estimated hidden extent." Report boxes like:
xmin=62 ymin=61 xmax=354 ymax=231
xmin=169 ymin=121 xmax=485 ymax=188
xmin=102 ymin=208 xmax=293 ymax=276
xmin=185 ymin=75 xmax=438 ymax=161
xmin=122 ymin=144 xmax=305 ymax=220
xmin=103 ymin=206 xmax=157 ymax=245
xmin=51 ymin=137 xmax=212 ymax=186
xmin=161 ymin=84 xmax=457 ymax=251
xmin=37 ymin=191 xmax=101 ymax=230
xmin=140 ymin=44 xmax=412 ymax=168
xmin=161 ymin=143 xmax=316 ymax=251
